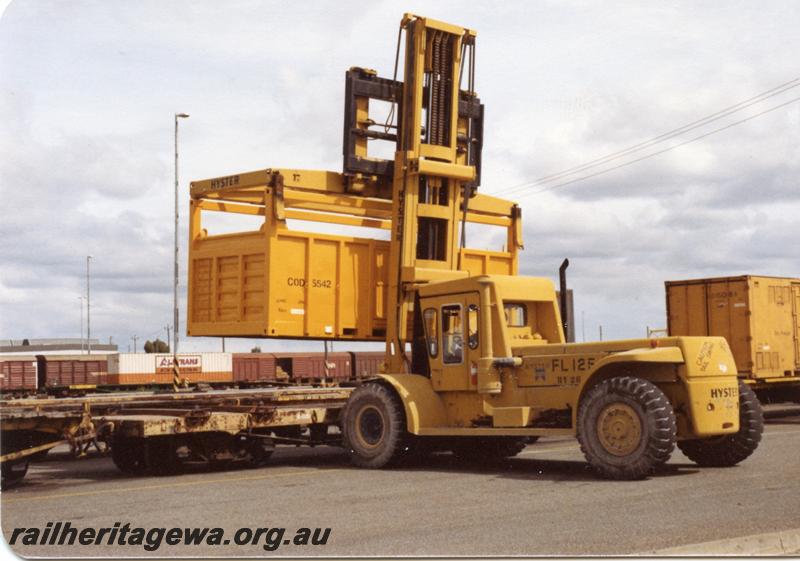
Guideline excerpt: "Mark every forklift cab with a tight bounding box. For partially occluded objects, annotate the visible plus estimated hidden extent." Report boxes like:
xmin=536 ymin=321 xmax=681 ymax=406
xmin=416 ymin=275 xmax=565 ymax=393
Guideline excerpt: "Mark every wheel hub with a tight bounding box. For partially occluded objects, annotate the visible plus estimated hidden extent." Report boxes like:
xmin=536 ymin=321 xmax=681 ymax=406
xmin=355 ymin=405 xmax=386 ymax=449
xmin=597 ymin=403 xmax=642 ymax=456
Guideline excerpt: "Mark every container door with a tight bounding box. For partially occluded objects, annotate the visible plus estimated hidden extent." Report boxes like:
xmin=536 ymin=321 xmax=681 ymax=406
xmin=666 ymin=283 xmax=709 ymax=336
xmin=707 ymin=279 xmax=750 ymax=374
xmin=794 ymin=284 xmax=800 ymax=369
xmin=666 ymin=284 xmax=689 ymax=336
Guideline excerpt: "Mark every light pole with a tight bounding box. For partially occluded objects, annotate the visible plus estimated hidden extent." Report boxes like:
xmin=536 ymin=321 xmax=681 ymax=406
xmin=174 ymin=112 xmax=189 ymax=357
xmin=86 ymin=255 xmax=93 ymax=354
xmin=78 ymin=296 xmax=85 ymax=354
xmin=581 ymin=311 xmax=586 ymax=343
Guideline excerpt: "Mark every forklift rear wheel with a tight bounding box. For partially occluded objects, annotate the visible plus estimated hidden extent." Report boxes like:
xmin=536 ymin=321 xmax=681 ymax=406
xmin=577 ymin=376 xmax=676 ymax=480
xmin=342 ymin=383 xmax=406 ymax=468
xmin=677 ymin=381 xmax=763 ymax=467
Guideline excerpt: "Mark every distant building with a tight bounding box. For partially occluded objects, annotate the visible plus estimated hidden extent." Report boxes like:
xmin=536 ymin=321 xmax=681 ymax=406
xmin=0 ymin=338 xmax=118 ymax=356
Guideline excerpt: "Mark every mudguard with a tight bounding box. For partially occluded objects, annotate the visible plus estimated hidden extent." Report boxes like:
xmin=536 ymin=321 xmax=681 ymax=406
xmin=577 ymin=346 xmax=684 ymax=394
xmin=573 ymin=341 xmax=740 ymax=436
xmin=376 ymin=374 xmax=447 ymax=434
xmin=571 ymin=346 xmax=684 ymax=427
xmin=591 ymin=346 xmax=684 ymax=366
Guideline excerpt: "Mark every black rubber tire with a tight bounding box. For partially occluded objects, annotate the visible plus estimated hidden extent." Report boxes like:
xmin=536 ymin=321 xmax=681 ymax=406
xmin=577 ymin=376 xmax=677 ymax=480
xmin=451 ymin=437 xmax=528 ymax=463
xmin=1 ymin=461 xmax=29 ymax=489
xmin=111 ymin=436 xmax=147 ymax=475
xmin=677 ymin=381 xmax=763 ymax=467
xmin=342 ymin=383 xmax=407 ymax=468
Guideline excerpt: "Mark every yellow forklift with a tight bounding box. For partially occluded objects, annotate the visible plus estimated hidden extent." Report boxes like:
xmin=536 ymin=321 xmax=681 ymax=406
xmin=187 ymin=14 xmax=762 ymax=479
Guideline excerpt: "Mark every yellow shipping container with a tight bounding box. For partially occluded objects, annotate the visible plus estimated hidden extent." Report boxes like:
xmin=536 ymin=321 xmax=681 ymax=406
xmin=186 ymin=170 xmax=518 ymax=341
xmin=666 ymin=276 xmax=800 ymax=383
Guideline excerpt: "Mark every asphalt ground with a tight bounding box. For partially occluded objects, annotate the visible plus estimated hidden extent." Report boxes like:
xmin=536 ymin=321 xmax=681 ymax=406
xmin=2 ymin=407 xmax=799 ymax=557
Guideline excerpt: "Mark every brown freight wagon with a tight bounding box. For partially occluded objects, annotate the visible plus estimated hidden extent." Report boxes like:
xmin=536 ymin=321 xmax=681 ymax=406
xmin=352 ymin=351 xmax=386 ymax=378
xmin=0 ymin=356 xmax=38 ymax=394
xmin=232 ymin=353 xmax=283 ymax=383
xmin=666 ymin=276 xmax=800 ymax=398
xmin=37 ymin=355 xmax=110 ymax=388
xmin=273 ymin=352 xmax=352 ymax=381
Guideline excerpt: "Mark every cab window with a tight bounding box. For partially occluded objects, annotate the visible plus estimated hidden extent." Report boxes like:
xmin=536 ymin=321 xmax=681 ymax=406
xmin=504 ymin=303 xmax=527 ymax=327
xmin=441 ymin=305 xmax=464 ymax=364
xmin=467 ymin=304 xmax=479 ymax=350
xmin=423 ymin=308 xmax=438 ymax=357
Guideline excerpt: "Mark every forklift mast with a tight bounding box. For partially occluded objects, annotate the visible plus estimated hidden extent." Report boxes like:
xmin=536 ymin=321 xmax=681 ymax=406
xmin=341 ymin=15 xmax=486 ymax=372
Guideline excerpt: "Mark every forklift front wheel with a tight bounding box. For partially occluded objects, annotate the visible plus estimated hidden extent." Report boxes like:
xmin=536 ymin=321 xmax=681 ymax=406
xmin=342 ymin=383 xmax=406 ymax=468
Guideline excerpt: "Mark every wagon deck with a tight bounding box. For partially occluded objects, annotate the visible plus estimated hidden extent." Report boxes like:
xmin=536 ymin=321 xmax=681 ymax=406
xmin=0 ymin=386 xmax=353 ymax=486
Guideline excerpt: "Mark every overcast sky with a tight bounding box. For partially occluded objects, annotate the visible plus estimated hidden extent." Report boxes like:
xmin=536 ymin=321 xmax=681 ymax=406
xmin=1 ymin=1 xmax=798 ymax=353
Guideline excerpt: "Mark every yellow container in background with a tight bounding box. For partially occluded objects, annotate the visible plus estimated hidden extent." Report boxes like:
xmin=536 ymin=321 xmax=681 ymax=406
xmin=666 ymin=276 xmax=800 ymax=383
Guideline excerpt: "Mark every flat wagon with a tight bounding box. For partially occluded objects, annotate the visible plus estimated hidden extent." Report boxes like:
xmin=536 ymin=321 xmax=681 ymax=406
xmin=0 ymin=386 xmax=351 ymax=487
